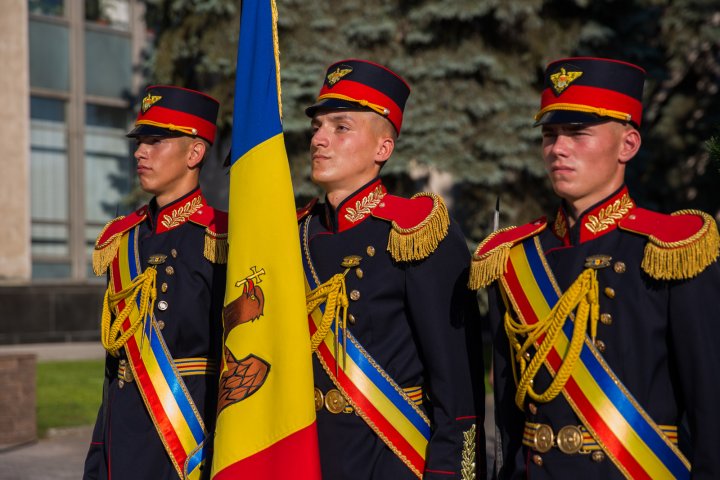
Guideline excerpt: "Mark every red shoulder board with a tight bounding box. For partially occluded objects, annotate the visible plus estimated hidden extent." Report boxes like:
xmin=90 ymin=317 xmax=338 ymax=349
xmin=371 ymin=192 xmax=450 ymax=262
xmin=297 ymin=198 xmax=318 ymax=222
xmin=92 ymin=206 xmax=148 ymax=276
xmin=619 ymin=208 xmax=720 ymax=280
xmin=468 ymin=218 xmax=547 ymax=289
xmin=190 ymin=206 xmax=228 ymax=264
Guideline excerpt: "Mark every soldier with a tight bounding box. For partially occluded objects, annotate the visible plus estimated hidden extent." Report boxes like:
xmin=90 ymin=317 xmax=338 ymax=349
xmin=299 ymin=58 xmax=485 ymax=479
xmin=470 ymin=57 xmax=720 ymax=479
xmin=83 ymin=85 xmax=227 ymax=480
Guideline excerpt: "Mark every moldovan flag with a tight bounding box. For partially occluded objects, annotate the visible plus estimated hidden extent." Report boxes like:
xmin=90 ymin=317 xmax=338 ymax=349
xmin=210 ymin=0 xmax=321 ymax=478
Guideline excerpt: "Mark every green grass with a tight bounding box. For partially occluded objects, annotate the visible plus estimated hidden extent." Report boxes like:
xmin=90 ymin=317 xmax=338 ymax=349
xmin=36 ymin=359 xmax=104 ymax=438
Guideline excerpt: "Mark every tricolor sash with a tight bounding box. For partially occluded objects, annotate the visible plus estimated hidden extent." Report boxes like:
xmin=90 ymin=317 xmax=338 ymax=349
xmin=301 ymin=218 xmax=431 ymax=478
xmin=501 ymin=236 xmax=690 ymax=479
xmin=109 ymin=227 xmax=209 ymax=479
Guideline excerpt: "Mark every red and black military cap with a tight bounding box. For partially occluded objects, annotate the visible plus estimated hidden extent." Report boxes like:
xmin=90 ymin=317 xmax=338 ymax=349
xmin=127 ymin=85 xmax=220 ymax=144
xmin=305 ymin=59 xmax=411 ymax=135
xmin=534 ymin=57 xmax=646 ymax=128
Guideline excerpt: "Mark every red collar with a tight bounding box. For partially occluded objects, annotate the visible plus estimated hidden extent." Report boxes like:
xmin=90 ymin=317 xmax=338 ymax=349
xmin=553 ymin=186 xmax=636 ymax=244
xmin=153 ymin=188 xmax=208 ymax=234
xmin=327 ymin=179 xmax=387 ymax=232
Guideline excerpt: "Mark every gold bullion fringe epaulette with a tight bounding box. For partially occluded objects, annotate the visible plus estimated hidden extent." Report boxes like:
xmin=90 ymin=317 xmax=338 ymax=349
xmin=204 ymin=229 xmax=228 ymax=264
xmin=387 ymin=192 xmax=449 ymax=262
xmin=641 ymin=210 xmax=720 ymax=280
xmin=93 ymin=216 xmax=126 ymax=276
xmin=468 ymin=220 xmax=547 ymax=290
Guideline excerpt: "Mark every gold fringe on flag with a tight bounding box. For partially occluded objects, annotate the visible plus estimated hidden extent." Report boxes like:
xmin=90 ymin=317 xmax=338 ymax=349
xmin=204 ymin=230 xmax=228 ymax=264
xmin=467 ymin=225 xmax=525 ymax=290
xmin=387 ymin=193 xmax=449 ymax=262
xmin=641 ymin=210 xmax=720 ymax=280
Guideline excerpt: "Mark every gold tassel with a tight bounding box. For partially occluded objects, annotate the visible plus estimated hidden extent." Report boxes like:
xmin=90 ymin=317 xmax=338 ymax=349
xmin=641 ymin=210 xmax=720 ymax=280
xmin=387 ymin=193 xmax=449 ymax=262
xmin=468 ymin=244 xmax=511 ymax=290
xmin=92 ymin=236 xmax=121 ymax=276
xmin=204 ymin=231 xmax=228 ymax=264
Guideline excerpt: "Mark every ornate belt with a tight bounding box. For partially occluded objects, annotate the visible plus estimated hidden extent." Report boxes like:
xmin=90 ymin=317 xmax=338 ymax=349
xmin=117 ymin=357 xmax=217 ymax=387
xmin=314 ymin=386 xmax=423 ymax=415
xmin=523 ymin=422 xmax=679 ymax=455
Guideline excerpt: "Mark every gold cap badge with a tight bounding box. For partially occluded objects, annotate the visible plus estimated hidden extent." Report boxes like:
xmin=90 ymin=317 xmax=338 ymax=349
xmin=327 ymin=66 xmax=353 ymax=87
xmin=550 ymin=67 xmax=583 ymax=95
xmin=141 ymin=93 xmax=162 ymax=113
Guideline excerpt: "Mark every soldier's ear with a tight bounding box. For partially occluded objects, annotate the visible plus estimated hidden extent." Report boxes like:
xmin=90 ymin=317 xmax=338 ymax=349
xmin=618 ymin=126 xmax=641 ymax=164
xmin=187 ymin=139 xmax=207 ymax=169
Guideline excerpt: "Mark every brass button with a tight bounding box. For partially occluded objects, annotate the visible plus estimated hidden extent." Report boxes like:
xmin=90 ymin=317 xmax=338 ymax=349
xmin=613 ymin=261 xmax=626 ymax=273
xmin=355 ymin=268 xmax=364 ymax=279
xmin=118 ymin=379 xmax=125 ymax=389
xmin=314 ymin=388 xmax=324 ymax=411
xmin=348 ymin=313 xmax=356 ymax=325
xmin=366 ymin=246 xmax=375 ymax=257
xmin=523 ymin=351 xmax=532 ymax=361
xmin=600 ymin=313 xmax=612 ymax=325
xmin=165 ymin=266 xmax=175 ymax=275
xmin=171 ymin=248 xmax=178 ymax=258
xmin=557 ymin=426 xmax=583 ymax=454
xmin=595 ymin=339 xmax=606 ymax=352
xmin=532 ymin=454 xmax=543 ymax=466
xmin=528 ymin=403 xmax=538 ymax=415
xmin=157 ymin=300 xmax=169 ymax=311
xmin=350 ymin=290 xmax=361 ymax=301
xmin=533 ymin=424 xmax=553 ymax=453
xmin=604 ymin=287 xmax=615 ymax=298
xmin=591 ymin=450 xmax=606 ymax=463
xmin=161 ymin=282 xmax=168 ymax=293
xmin=157 ymin=320 xmax=165 ymax=330
xmin=324 ymin=389 xmax=347 ymax=414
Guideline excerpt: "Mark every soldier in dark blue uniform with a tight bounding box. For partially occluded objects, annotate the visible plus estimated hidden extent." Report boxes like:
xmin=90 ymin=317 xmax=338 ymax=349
xmin=470 ymin=57 xmax=720 ymax=479
xmin=83 ymin=85 xmax=227 ymax=480
xmin=299 ymin=59 xmax=486 ymax=479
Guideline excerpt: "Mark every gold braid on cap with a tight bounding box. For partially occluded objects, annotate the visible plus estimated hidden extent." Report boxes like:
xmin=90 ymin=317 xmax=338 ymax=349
xmin=316 ymin=93 xmax=390 ymax=117
xmin=534 ymin=103 xmax=632 ymax=123
xmin=641 ymin=210 xmax=720 ymax=280
xmin=134 ymin=119 xmax=198 ymax=136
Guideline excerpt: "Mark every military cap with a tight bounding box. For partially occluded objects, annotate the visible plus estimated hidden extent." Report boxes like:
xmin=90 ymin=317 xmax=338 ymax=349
xmin=127 ymin=85 xmax=219 ymax=144
xmin=305 ymin=59 xmax=411 ymax=135
xmin=534 ymin=57 xmax=646 ymax=127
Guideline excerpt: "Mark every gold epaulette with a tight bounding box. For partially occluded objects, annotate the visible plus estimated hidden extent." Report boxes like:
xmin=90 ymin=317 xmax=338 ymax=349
xmin=371 ymin=192 xmax=449 ymax=262
xmin=468 ymin=219 xmax=547 ymax=290
xmin=620 ymin=208 xmax=720 ymax=280
xmin=204 ymin=229 xmax=228 ymax=264
xmin=191 ymin=206 xmax=229 ymax=265
xmin=92 ymin=208 xmax=148 ymax=276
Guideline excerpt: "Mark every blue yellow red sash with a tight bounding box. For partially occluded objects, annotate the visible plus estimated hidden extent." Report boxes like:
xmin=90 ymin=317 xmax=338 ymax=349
xmin=301 ymin=219 xmax=431 ymax=478
xmin=110 ymin=227 xmax=208 ymax=479
xmin=501 ymin=237 xmax=690 ymax=479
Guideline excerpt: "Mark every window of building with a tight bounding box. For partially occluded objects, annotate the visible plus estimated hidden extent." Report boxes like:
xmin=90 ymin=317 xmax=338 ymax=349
xmin=29 ymin=0 xmax=143 ymax=280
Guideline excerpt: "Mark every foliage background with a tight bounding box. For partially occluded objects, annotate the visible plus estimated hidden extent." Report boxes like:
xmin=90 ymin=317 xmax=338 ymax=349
xmin=143 ymin=0 xmax=720 ymax=244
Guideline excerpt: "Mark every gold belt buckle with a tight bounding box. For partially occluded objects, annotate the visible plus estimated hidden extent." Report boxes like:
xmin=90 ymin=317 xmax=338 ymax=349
xmin=533 ymin=424 xmax=554 ymax=453
xmin=557 ymin=425 xmax=584 ymax=454
xmin=314 ymin=388 xmax=324 ymax=412
xmin=324 ymin=389 xmax=347 ymax=414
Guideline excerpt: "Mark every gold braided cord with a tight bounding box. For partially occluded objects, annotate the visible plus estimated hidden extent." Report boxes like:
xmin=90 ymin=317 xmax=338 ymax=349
xmin=387 ymin=193 xmax=449 ymax=262
xmin=306 ymin=273 xmax=349 ymax=354
xmin=316 ymin=93 xmax=390 ymax=117
xmin=507 ymin=268 xmax=599 ymax=409
xmin=534 ymin=103 xmax=632 ymax=123
xmin=101 ymin=268 xmax=157 ymax=357
xmin=271 ymin=0 xmax=282 ymax=119
xmin=641 ymin=209 xmax=720 ymax=280
xmin=134 ymin=119 xmax=197 ymax=136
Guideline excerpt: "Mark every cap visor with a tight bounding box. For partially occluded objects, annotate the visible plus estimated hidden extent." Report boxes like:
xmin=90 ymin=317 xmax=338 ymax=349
xmin=305 ymin=98 xmax=374 ymax=118
xmin=533 ymin=110 xmax=607 ymax=127
xmin=126 ymin=124 xmax=186 ymax=138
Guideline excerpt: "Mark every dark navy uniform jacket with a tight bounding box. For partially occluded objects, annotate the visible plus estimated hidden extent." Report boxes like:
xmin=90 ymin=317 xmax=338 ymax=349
xmin=477 ymin=186 xmax=720 ymax=479
xmin=83 ymin=188 xmax=227 ymax=480
xmin=300 ymin=178 xmax=486 ymax=480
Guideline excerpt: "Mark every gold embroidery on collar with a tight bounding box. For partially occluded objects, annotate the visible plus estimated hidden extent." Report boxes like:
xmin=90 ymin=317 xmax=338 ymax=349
xmin=161 ymin=196 xmax=203 ymax=229
xmin=344 ymin=186 xmax=385 ymax=223
xmin=461 ymin=423 xmax=477 ymax=480
xmin=584 ymin=194 xmax=634 ymax=235
xmin=553 ymin=210 xmax=568 ymax=239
